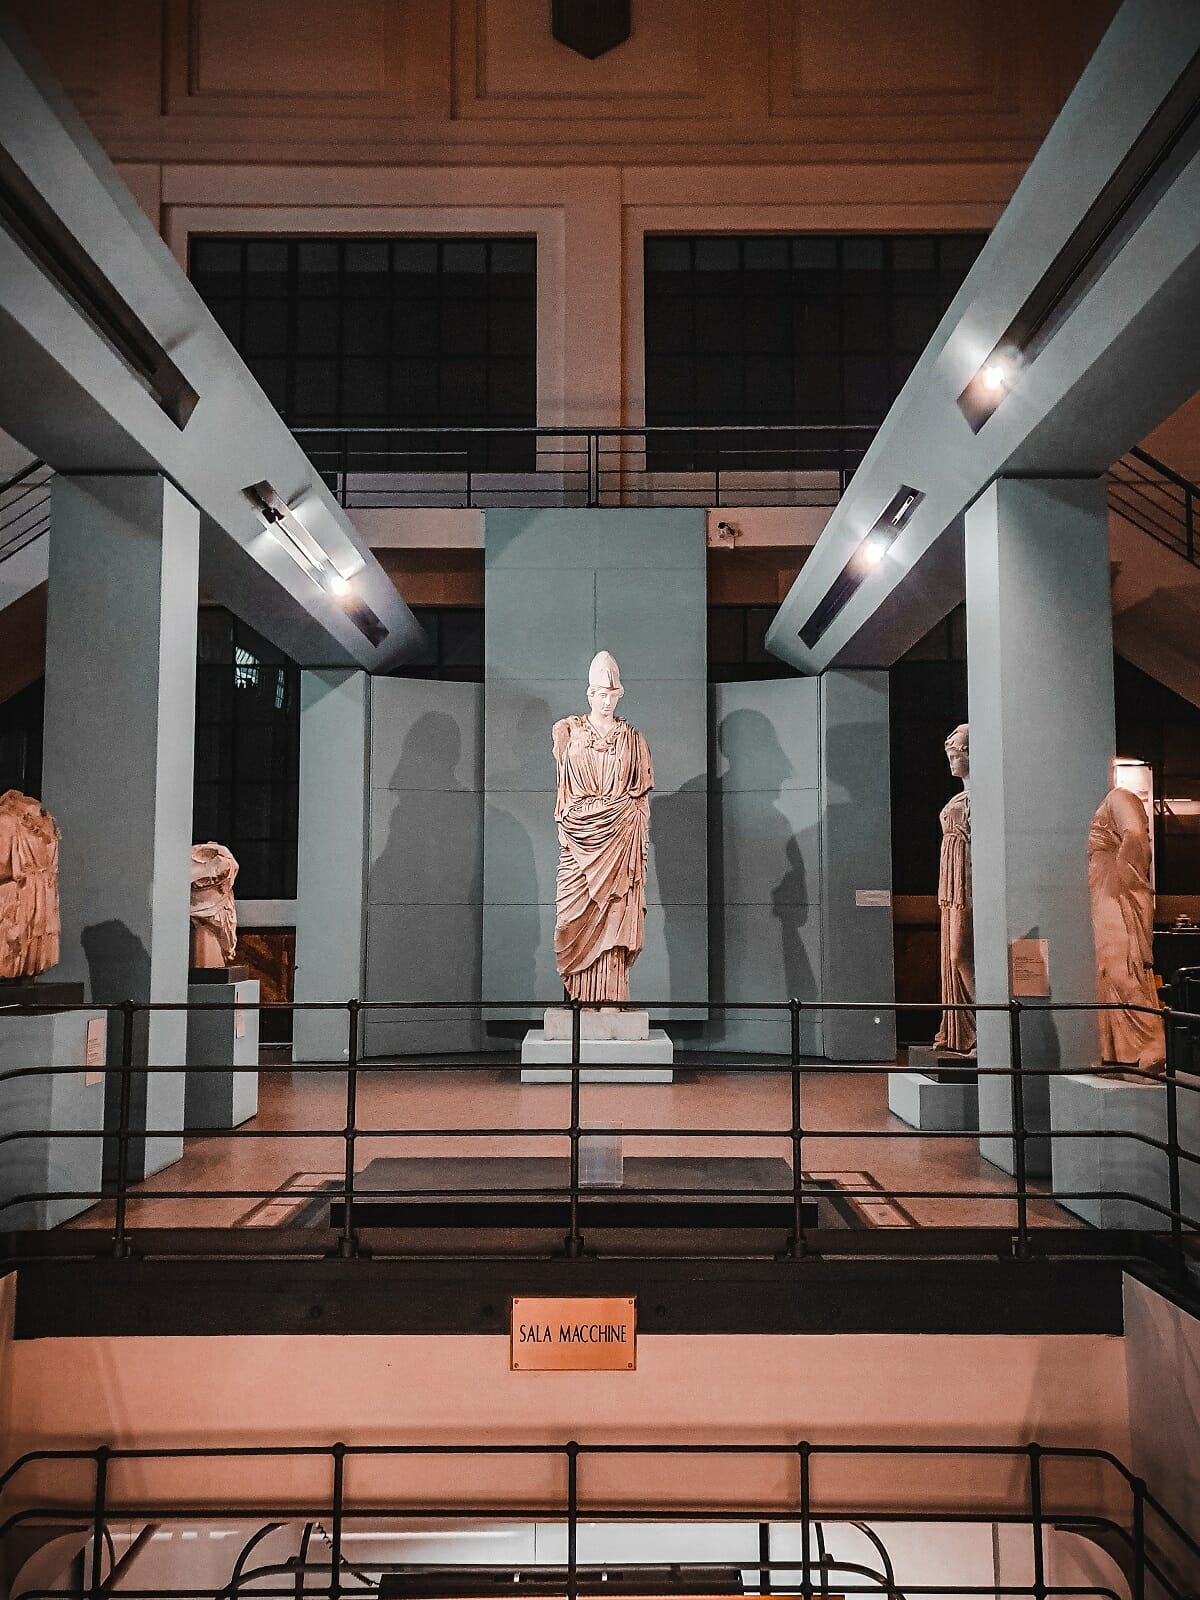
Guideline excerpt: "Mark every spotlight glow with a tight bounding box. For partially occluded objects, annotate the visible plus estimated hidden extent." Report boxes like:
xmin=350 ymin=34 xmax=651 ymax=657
xmin=862 ymin=535 xmax=888 ymax=567
xmin=981 ymin=360 xmax=1008 ymax=392
xmin=328 ymin=572 xmax=352 ymax=598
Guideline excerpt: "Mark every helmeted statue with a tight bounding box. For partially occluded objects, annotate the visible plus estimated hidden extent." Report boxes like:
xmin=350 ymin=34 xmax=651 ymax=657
xmin=934 ymin=724 xmax=976 ymax=1056
xmin=552 ymin=652 xmax=653 ymax=1005
xmin=190 ymin=842 xmax=239 ymax=969
xmin=1088 ymin=784 xmax=1166 ymax=1075
xmin=0 ymin=790 xmax=62 ymax=980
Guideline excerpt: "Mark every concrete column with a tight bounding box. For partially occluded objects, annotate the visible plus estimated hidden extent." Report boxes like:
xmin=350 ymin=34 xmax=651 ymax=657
xmin=818 ymin=670 xmax=897 ymax=1061
xmin=293 ymin=669 xmax=369 ymax=1062
xmin=965 ymin=478 xmax=1114 ymax=1174
xmin=42 ymin=474 xmax=199 ymax=1179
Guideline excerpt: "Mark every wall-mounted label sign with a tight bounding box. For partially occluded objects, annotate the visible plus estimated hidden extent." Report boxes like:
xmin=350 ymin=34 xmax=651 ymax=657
xmin=511 ymin=1297 xmax=636 ymax=1371
xmin=1010 ymin=938 xmax=1050 ymax=998
xmin=84 ymin=1016 xmax=107 ymax=1086
xmin=855 ymin=889 xmax=892 ymax=908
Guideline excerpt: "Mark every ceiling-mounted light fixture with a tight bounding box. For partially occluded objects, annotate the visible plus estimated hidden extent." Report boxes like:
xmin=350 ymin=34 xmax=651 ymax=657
xmin=244 ymin=481 xmax=385 ymax=647
xmin=797 ymin=484 xmax=925 ymax=649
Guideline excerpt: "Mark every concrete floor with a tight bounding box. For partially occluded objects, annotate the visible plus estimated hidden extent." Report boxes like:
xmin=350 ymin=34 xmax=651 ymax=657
xmin=73 ymin=1057 xmax=1074 ymax=1232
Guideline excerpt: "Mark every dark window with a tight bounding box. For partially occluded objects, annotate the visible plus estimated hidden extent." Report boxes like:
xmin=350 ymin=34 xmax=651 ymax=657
xmin=189 ymin=237 xmax=538 ymax=470
xmin=387 ymin=607 xmax=484 ymax=682
xmin=0 ymin=678 xmax=44 ymax=797
xmin=644 ymin=233 xmax=986 ymax=469
xmin=707 ymin=606 xmax=802 ymax=682
xmin=194 ymin=610 xmax=301 ymax=899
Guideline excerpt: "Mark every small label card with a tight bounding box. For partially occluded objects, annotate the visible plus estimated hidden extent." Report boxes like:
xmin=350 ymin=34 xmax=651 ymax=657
xmin=84 ymin=1016 xmax=107 ymax=1086
xmin=855 ymin=889 xmax=892 ymax=908
xmin=235 ymin=1009 xmax=247 ymax=1040
xmin=511 ymin=1296 xmax=636 ymax=1371
xmin=1010 ymin=938 xmax=1050 ymax=998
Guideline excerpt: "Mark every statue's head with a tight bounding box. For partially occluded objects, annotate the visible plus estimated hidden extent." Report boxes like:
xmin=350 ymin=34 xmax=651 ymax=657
xmin=945 ymin=723 xmax=969 ymax=780
xmin=586 ymin=650 xmax=624 ymax=719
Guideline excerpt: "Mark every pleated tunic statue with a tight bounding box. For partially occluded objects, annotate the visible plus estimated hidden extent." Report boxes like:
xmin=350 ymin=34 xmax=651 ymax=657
xmin=1088 ymin=786 xmax=1166 ymax=1074
xmin=552 ymin=714 xmax=653 ymax=1004
xmin=934 ymin=789 xmax=976 ymax=1055
xmin=0 ymin=790 xmax=62 ymax=980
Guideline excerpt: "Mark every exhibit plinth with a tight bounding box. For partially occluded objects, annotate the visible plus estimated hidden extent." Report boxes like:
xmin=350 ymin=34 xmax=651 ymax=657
xmin=0 ymin=1008 xmax=107 ymax=1229
xmin=520 ymin=1022 xmax=673 ymax=1084
xmin=1049 ymin=1070 xmax=1200 ymax=1229
xmin=888 ymin=1045 xmax=978 ymax=1132
xmin=185 ymin=976 xmax=260 ymax=1130
xmin=543 ymin=1007 xmax=650 ymax=1042
xmin=0 ymin=980 xmax=86 ymax=1009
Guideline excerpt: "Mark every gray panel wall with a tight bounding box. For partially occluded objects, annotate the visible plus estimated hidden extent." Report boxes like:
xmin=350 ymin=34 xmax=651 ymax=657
xmin=365 ymin=679 xmax=484 ymax=1055
xmin=819 ymin=671 xmax=897 ymax=1062
xmin=705 ymin=679 xmax=824 ymax=1057
xmin=482 ymin=510 xmax=708 ymax=1025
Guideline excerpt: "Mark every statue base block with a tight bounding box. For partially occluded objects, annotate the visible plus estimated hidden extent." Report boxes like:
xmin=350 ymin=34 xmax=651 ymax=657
xmin=907 ymin=1044 xmax=977 ymax=1083
xmin=188 ymin=965 xmax=251 ymax=985
xmin=1049 ymin=1070 xmax=1200 ymax=1229
xmin=888 ymin=1069 xmax=979 ymax=1132
xmin=520 ymin=1028 xmax=673 ymax=1083
xmin=185 ymin=978 xmax=259 ymax=1129
xmin=543 ymin=1007 xmax=650 ymax=1042
xmin=0 ymin=1008 xmax=107 ymax=1228
xmin=0 ymin=979 xmax=86 ymax=1010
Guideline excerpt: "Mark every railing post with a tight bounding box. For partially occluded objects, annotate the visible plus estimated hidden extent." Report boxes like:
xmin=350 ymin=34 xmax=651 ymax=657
xmin=787 ymin=997 xmax=807 ymax=1259
xmin=565 ymin=999 xmax=584 ymax=1258
xmin=1009 ymin=1000 xmax=1030 ymax=1257
xmin=112 ymin=999 xmax=136 ymax=1259
xmin=337 ymin=1001 xmax=360 ymax=1260
xmin=89 ymin=1445 xmax=109 ymax=1600
xmin=1131 ymin=1474 xmax=1146 ymax=1600
xmin=330 ymin=1441 xmax=346 ymax=1600
xmin=1187 ymin=484 xmax=1195 ymax=564
xmin=1164 ymin=1034 xmax=1184 ymax=1284
xmin=798 ymin=1440 xmax=812 ymax=1600
xmin=586 ymin=431 xmax=599 ymax=508
xmin=1028 ymin=1443 xmax=1046 ymax=1600
xmin=339 ymin=431 xmax=349 ymax=508
xmin=566 ymin=1440 xmax=580 ymax=1600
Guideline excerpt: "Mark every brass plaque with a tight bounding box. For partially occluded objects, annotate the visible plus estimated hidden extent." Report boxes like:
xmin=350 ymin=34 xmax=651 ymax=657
xmin=511 ymin=1297 xmax=636 ymax=1371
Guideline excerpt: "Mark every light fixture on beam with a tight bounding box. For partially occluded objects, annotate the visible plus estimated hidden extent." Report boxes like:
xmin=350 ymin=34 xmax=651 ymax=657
xmin=798 ymin=484 xmax=925 ymax=649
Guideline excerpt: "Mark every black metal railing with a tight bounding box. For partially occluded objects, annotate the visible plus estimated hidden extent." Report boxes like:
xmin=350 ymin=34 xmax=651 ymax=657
xmin=1108 ymin=445 xmax=1199 ymax=567
xmin=292 ymin=426 xmax=876 ymax=510
xmin=0 ymin=458 xmax=51 ymax=567
xmin=1 ymin=995 xmax=1197 ymax=1280
xmin=1 ymin=1440 xmax=1197 ymax=1600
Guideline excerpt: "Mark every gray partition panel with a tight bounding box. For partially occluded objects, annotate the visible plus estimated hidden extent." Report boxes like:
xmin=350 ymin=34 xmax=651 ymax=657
xmin=483 ymin=509 xmax=708 ymax=1030
xmin=365 ymin=678 xmax=484 ymax=1056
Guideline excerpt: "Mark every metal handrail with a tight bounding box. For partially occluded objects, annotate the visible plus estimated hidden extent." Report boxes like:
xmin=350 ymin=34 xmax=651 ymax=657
xmin=0 ymin=457 xmax=51 ymax=566
xmin=1 ymin=993 xmax=1197 ymax=1279
xmin=1109 ymin=445 xmax=1197 ymax=566
xmin=0 ymin=1440 xmax=1194 ymax=1600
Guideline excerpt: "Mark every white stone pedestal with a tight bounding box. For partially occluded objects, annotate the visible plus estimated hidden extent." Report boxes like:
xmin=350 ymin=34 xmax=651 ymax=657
xmin=521 ymin=1028 xmax=674 ymax=1083
xmin=888 ymin=1071 xmax=979 ymax=1132
xmin=1049 ymin=1071 xmax=1200 ymax=1229
xmin=185 ymin=979 xmax=260 ymax=1129
xmin=0 ymin=1009 xmax=108 ymax=1229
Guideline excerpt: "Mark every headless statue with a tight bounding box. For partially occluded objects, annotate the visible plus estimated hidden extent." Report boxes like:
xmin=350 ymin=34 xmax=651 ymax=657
xmin=1088 ymin=785 xmax=1165 ymax=1075
xmin=0 ymin=790 xmax=61 ymax=980
xmin=190 ymin=842 xmax=240 ymax=969
xmin=552 ymin=652 xmax=653 ymax=1005
xmin=934 ymin=724 xmax=976 ymax=1056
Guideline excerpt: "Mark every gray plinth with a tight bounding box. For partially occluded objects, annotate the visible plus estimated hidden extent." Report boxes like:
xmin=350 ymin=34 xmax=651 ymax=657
xmin=520 ymin=1028 xmax=674 ymax=1083
xmin=888 ymin=1071 xmax=979 ymax=1132
xmin=0 ymin=1010 xmax=108 ymax=1229
xmin=1049 ymin=1071 xmax=1200 ymax=1229
xmin=185 ymin=980 xmax=260 ymax=1129
xmin=543 ymin=1008 xmax=650 ymax=1041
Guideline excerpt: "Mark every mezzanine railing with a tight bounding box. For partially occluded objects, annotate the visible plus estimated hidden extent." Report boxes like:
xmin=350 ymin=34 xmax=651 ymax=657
xmin=1 ymin=1440 xmax=1197 ymax=1600
xmin=1 ymin=995 xmax=1197 ymax=1282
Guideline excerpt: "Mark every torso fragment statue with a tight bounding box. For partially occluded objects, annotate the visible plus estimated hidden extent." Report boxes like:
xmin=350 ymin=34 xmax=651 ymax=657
xmin=0 ymin=790 xmax=62 ymax=980
xmin=934 ymin=724 xmax=976 ymax=1056
xmin=552 ymin=652 xmax=653 ymax=1005
xmin=190 ymin=842 xmax=239 ymax=969
xmin=1088 ymin=785 xmax=1166 ymax=1075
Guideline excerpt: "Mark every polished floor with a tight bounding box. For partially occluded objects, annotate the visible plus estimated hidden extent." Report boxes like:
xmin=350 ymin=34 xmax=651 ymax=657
xmin=73 ymin=1055 xmax=1075 ymax=1233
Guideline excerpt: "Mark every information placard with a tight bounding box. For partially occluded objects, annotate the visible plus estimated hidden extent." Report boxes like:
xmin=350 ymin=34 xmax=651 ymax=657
xmin=511 ymin=1296 xmax=636 ymax=1371
xmin=1010 ymin=938 xmax=1050 ymax=998
xmin=84 ymin=1017 xmax=107 ymax=1086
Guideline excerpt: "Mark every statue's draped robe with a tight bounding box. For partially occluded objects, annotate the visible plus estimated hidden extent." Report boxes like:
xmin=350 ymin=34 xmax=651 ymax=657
xmin=553 ymin=715 xmax=652 ymax=1003
xmin=1088 ymin=786 xmax=1165 ymax=1073
xmin=0 ymin=790 xmax=61 ymax=980
xmin=934 ymin=788 xmax=976 ymax=1055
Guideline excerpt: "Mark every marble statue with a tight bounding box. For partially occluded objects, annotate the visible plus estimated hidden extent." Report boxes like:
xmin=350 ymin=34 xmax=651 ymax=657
xmin=552 ymin=651 xmax=653 ymax=1004
xmin=190 ymin=842 xmax=239 ymax=969
xmin=1088 ymin=783 xmax=1166 ymax=1075
xmin=0 ymin=790 xmax=61 ymax=980
xmin=934 ymin=724 xmax=976 ymax=1056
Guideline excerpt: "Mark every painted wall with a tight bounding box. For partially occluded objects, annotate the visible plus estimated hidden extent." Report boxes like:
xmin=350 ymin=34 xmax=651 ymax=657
xmin=1123 ymin=1275 xmax=1200 ymax=1580
xmin=707 ymin=678 xmax=824 ymax=1056
xmin=364 ymin=678 xmax=484 ymax=1056
xmin=482 ymin=509 xmax=708 ymax=1025
xmin=1 ymin=1319 xmax=1132 ymax=1521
